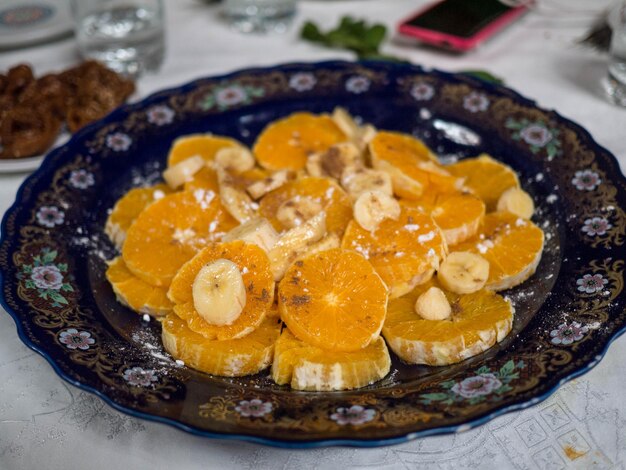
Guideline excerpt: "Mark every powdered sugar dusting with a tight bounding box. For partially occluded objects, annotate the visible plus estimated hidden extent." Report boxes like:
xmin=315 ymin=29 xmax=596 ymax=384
xmin=173 ymin=228 xmax=196 ymax=244
xmin=417 ymin=231 xmax=435 ymax=243
xmin=193 ymin=189 xmax=215 ymax=209
xmin=129 ymin=326 xmax=184 ymax=373
xmin=476 ymin=239 xmax=494 ymax=254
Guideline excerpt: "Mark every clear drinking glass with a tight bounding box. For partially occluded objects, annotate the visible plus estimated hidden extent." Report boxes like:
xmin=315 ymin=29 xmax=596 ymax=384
xmin=71 ymin=0 xmax=165 ymax=77
xmin=605 ymin=1 xmax=626 ymax=107
xmin=222 ymin=0 xmax=297 ymax=34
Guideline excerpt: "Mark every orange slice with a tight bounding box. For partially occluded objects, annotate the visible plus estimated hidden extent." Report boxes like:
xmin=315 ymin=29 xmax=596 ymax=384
xmin=183 ymin=166 xmax=219 ymax=193
xmin=105 ymin=256 xmax=172 ymax=316
xmin=105 ymin=184 xmax=172 ymax=249
xmin=167 ymin=134 xmax=242 ymax=166
xmin=168 ymin=241 xmax=275 ymax=340
xmin=431 ymin=193 xmax=485 ymax=246
xmin=162 ymin=314 xmax=280 ymax=377
xmin=383 ymin=278 xmax=513 ymax=366
xmin=446 ymin=154 xmax=520 ymax=211
xmin=341 ymin=206 xmax=447 ymax=298
xmin=271 ymin=328 xmax=390 ymax=391
xmin=278 ymin=248 xmax=387 ymax=352
xmin=122 ymin=190 xmax=238 ymax=287
xmin=258 ymin=176 xmax=353 ymax=235
xmin=253 ymin=112 xmax=346 ymax=171
xmin=454 ymin=211 xmax=544 ymax=291
xmin=370 ymin=131 xmax=461 ymax=199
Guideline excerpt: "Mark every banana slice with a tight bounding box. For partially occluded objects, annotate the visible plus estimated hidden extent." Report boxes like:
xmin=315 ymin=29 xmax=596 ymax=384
xmin=415 ymin=286 xmax=451 ymax=320
xmin=304 ymin=151 xmax=324 ymax=178
xmin=247 ymin=170 xmax=292 ymax=200
xmin=438 ymin=251 xmax=489 ymax=294
xmin=162 ymin=155 xmax=205 ymax=189
xmin=222 ymin=217 xmax=280 ymax=253
xmin=214 ymin=146 xmax=255 ymax=173
xmin=341 ymin=167 xmax=393 ymax=201
xmin=296 ymin=232 xmax=340 ymax=259
xmin=216 ymin=166 xmax=257 ymax=223
xmin=276 ymin=195 xmax=323 ymax=230
xmin=330 ymin=108 xmax=376 ymax=151
xmin=417 ymin=160 xmax=456 ymax=178
xmin=497 ymin=187 xmax=535 ymax=219
xmin=268 ymin=211 xmax=326 ymax=281
xmin=192 ymin=259 xmax=246 ymax=326
xmin=353 ymin=189 xmax=401 ymax=232
xmin=354 ymin=124 xmax=377 ymax=151
xmin=331 ymin=107 xmax=359 ymax=138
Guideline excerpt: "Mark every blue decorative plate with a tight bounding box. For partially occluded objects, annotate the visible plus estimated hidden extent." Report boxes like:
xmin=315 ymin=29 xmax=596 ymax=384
xmin=1 ymin=61 xmax=625 ymax=448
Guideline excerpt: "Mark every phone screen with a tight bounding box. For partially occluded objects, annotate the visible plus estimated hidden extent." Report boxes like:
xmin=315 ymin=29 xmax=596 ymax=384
xmin=406 ymin=0 xmax=515 ymax=38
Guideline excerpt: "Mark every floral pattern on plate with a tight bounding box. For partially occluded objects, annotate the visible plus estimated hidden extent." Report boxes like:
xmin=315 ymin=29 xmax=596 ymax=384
xmin=506 ymin=118 xmax=562 ymax=160
xmin=419 ymin=360 xmax=526 ymax=406
xmin=17 ymin=248 xmax=74 ymax=308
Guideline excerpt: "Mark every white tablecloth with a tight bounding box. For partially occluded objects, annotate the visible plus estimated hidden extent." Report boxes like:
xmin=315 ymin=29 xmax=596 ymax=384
xmin=1 ymin=1 xmax=626 ymax=468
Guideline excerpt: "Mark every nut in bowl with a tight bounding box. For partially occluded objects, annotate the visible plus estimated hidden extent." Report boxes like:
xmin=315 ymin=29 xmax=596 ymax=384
xmin=104 ymin=108 xmax=545 ymax=391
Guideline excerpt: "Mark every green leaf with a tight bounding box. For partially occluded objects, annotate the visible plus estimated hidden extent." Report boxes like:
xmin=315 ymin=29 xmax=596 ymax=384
xmin=440 ymin=380 xmax=456 ymax=389
xmin=23 ymin=264 xmax=32 ymax=274
xmin=300 ymin=16 xmax=399 ymax=60
xmin=61 ymin=283 xmax=73 ymax=292
xmin=42 ymin=250 xmax=57 ymax=265
xmin=460 ymin=69 xmax=504 ymax=85
xmin=476 ymin=365 xmax=491 ymax=375
xmin=57 ymin=263 xmax=68 ymax=272
xmin=199 ymin=96 xmax=215 ymax=111
xmin=300 ymin=21 xmax=325 ymax=43
xmin=49 ymin=291 xmax=68 ymax=305
xmin=363 ymin=24 xmax=386 ymax=50
xmin=326 ymin=30 xmax=366 ymax=52
xmin=516 ymin=360 xmax=526 ymax=369
xmin=499 ymin=360 xmax=515 ymax=377
xmin=468 ymin=396 xmax=486 ymax=405
xmin=546 ymin=144 xmax=558 ymax=158
xmin=248 ymin=87 xmax=265 ymax=98
xmin=25 ymin=280 xmax=35 ymax=289
xmin=507 ymin=372 xmax=520 ymax=380
xmin=495 ymin=385 xmax=513 ymax=394
xmin=420 ymin=392 xmax=449 ymax=402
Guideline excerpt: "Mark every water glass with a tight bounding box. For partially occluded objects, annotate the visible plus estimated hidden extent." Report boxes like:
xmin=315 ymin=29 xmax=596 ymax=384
xmin=222 ymin=0 xmax=297 ymax=34
xmin=605 ymin=1 xmax=626 ymax=107
xmin=71 ymin=0 xmax=165 ymax=77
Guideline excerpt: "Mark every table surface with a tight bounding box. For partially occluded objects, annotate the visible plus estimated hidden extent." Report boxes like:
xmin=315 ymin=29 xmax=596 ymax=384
xmin=1 ymin=1 xmax=626 ymax=469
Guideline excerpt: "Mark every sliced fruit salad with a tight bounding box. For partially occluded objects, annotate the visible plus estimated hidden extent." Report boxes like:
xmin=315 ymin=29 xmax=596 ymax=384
xmin=104 ymin=109 xmax=544 ymax=391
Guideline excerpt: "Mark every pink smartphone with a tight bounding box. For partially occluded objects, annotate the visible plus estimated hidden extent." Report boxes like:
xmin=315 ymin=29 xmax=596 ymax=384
xmin=398 ymin=0 xmax=531 ymax=52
